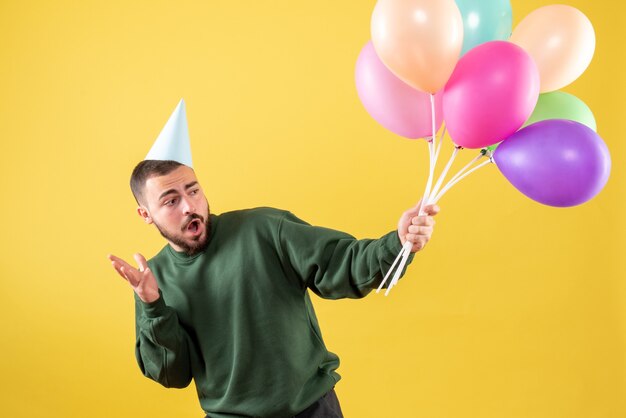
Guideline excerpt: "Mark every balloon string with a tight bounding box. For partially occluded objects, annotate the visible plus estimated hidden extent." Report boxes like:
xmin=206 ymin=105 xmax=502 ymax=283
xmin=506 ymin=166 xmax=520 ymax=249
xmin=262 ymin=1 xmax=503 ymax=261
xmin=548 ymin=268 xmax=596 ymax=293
xmin=385 ymin=164 xmax=430 ymax=293
xmin=430 ymin=152 xmax=485 ymax=203
xmin=430 ymin=95 xmax=436 ymax=158
xmin=435 ymin=150 xmax=484 ymax=197
xmin=432 ymin=158 xmax=493 ymax=204
xmin=376 ymin=242 xmax=407 ymax=294
xmin=413 ymin=139 xmax=433 ymax=242
xmin=429 ymin=146 xmax=461 ymax=203
xmin=384 ymin=93 xmax=439 ymax=295
xmin=434 ymin=131 xmax=443 ymax=162
xmin=385 ymin=241 xmax=412 ymax=296
xmin=420 ymin=94 xmax=438 ymax=214
xmin=429 ymin=94 xmax=439 ymax=199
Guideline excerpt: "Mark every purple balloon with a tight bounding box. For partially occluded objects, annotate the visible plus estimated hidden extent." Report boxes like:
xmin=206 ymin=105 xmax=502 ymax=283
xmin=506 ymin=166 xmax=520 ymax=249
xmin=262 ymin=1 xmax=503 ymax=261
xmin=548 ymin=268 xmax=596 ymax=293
xmin=355 ymin=41 xmax=443 ymax=139
xmin=493 ymin=119 xmax=611 ymax=207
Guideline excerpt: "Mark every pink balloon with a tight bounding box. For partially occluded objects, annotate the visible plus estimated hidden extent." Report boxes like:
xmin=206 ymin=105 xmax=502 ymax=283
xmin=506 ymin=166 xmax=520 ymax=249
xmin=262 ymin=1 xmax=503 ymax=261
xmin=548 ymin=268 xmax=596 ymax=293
xmin=443 ymin=41 xmax=540 ymax=149
xmin=355 ymin=41 xmax=443 ymax=139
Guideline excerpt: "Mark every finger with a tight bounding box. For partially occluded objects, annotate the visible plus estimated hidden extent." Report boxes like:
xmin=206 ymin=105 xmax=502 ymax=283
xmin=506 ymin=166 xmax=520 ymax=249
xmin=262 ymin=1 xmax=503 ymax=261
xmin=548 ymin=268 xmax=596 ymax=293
xmin=409 ymin=199 xmax=423 ymax=211
xmin=108 ymin=254 xmax=135 ymax=272
xmin=120 ymin=266 xmax=140 ymax=287
xmin=133 ymin=253 xmax=148 ymax=272
xmin=403 ymin=199 xmax=425 ymax=217
xmin=423 ymin=204 xmax=440 ymax=216
xmin=411 ymin=238 xmax=427 ymax=252
xmin=405 ymin=233 xmax=422 ymax=243
xmin=408 ymin=225 xmax=433 ymax=235
xmin=405 ymin=234 xmax=427 ymax=251
xmin=110 ymin=260 xmax=129 ymax=281
xmin=411 ymin=216 xmax=435 ymax=227
xmin=120 ymin=266 xmax=141 ymax=288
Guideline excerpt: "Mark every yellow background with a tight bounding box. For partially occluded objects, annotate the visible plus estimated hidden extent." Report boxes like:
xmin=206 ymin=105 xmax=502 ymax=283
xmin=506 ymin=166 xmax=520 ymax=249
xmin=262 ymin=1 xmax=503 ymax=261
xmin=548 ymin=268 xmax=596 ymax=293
xmin=1 ymin=0 xmax=624 ymax=417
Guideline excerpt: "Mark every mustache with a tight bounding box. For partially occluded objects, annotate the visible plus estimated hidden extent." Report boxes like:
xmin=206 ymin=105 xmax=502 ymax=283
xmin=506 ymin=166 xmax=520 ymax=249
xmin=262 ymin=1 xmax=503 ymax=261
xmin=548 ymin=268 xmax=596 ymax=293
xmin=181 ymin=213 xmax=205 ymax=231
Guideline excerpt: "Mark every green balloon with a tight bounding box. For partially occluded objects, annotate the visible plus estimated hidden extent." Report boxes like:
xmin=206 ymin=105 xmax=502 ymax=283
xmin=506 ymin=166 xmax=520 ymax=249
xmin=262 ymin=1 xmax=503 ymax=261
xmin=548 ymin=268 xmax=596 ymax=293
xmin=485 ymin=91 xmax=596 ymax=154
xmin=524 ymin=91 xmax=597 ymax=131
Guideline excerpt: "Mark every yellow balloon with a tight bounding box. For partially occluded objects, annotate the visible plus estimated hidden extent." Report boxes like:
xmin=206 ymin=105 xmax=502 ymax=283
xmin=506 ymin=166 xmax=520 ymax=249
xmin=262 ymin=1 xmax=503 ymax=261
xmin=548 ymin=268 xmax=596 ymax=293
xmin=510 ymin=5 xmax=595 ymax=93
xmin=371 ymin=0 xmax=464 ymax=94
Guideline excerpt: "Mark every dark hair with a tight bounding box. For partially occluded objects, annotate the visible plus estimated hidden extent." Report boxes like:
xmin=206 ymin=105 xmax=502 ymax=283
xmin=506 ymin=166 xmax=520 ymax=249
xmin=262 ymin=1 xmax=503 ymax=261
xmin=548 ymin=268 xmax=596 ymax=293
xmin=130 ymin=160 xmax=184 ymax=204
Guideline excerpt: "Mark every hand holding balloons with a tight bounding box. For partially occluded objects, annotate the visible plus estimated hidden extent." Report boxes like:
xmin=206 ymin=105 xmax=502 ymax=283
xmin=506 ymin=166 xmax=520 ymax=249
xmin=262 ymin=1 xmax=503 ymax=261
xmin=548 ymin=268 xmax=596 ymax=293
xmin=358 ymin=1 xmax=610 ymax=296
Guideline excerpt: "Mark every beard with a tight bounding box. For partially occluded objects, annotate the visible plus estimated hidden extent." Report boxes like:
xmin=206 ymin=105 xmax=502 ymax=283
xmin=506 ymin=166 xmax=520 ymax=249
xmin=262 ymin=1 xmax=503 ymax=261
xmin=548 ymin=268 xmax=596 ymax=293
xmin=154 ymin=206 xmax=212 ymax=257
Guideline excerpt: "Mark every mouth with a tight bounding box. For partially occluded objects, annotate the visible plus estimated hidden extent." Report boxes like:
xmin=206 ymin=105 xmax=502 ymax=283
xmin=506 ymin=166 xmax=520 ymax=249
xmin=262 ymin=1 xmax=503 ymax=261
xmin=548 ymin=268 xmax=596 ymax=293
xmin=184 ymin=218 xmax=204 ymax=237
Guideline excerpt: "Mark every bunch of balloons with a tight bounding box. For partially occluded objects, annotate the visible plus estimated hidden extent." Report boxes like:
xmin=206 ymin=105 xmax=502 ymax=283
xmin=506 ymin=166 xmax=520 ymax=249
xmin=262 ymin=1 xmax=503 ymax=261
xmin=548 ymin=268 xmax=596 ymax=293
xmin=354 ymin=0 xmax=612 ymax=295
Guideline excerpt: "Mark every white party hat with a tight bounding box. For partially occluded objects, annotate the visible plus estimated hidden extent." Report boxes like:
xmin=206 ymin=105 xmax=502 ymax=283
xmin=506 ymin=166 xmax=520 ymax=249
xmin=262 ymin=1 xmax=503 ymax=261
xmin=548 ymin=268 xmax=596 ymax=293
xmin=145 ymin=99 xmax=193 ymax=167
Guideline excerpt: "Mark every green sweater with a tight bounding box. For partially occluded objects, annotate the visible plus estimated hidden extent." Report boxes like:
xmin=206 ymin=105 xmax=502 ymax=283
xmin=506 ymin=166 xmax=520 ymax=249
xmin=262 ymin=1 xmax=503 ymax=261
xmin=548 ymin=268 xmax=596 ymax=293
xmin=135 ymin=207 xmax=413 ymax=418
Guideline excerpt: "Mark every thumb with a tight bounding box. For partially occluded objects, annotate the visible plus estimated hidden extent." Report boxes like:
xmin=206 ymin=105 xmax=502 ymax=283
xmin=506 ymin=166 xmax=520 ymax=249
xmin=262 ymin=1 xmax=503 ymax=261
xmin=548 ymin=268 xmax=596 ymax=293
xmin=133 ymin=253 xmax=148 ymax=272
xmin=405 ymin=199 xmax=425 ymax=217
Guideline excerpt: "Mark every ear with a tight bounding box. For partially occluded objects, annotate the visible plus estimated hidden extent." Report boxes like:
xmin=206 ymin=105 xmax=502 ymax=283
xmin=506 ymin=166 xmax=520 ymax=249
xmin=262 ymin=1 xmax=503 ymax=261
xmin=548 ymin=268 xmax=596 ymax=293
xmin=137 ymin=205 xmax=153 ymax=224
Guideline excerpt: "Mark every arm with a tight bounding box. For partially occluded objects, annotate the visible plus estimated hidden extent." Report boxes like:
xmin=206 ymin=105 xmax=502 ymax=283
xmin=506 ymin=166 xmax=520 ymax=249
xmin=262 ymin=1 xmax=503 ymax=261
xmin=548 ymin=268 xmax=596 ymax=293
xmin=108 ymin=254 xmax=192 ymax=388
xmin=134 ymin=290 xmax=193 ymax=388
xmin=276 ymin=203 xmax=438 ymax=299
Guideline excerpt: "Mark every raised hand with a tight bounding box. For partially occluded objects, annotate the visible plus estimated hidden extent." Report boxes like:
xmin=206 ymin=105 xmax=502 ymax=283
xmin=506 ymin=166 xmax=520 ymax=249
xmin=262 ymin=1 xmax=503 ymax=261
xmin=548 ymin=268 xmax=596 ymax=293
xmin=108 ymin=253 xmax=160 ymax=303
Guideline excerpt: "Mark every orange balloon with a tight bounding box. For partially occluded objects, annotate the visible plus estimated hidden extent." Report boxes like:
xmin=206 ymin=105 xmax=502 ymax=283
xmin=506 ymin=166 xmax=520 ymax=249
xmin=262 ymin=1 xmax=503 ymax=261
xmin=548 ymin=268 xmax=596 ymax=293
xmin=510 ymin=5 xmax=595 ymax=93
xmin=371 ymin=0 xmax=463 ymax=94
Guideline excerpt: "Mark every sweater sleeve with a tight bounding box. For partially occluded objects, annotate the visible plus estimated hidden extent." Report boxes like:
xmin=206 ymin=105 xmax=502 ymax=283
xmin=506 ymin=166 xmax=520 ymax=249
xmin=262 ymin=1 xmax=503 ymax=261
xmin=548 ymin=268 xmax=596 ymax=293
xmin=134 ymin=289 xmax=192 ymax=388
xmin=276 ymin=211 xmax=415 ymax=299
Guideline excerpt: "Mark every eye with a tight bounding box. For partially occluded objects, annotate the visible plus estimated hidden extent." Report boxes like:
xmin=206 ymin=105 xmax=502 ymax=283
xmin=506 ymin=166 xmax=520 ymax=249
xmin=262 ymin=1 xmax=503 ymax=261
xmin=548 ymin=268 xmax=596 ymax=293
xmin=164 ymin=198 xmax=178 ymax=206
xmin=190 ymin=189 xmax=199 ymax=196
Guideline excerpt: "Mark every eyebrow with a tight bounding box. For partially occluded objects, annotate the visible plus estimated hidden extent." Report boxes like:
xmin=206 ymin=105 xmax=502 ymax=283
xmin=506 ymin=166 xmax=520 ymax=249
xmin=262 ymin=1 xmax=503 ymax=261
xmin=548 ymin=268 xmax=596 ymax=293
xmin=158 ymin=181 xmax=199 ymax=201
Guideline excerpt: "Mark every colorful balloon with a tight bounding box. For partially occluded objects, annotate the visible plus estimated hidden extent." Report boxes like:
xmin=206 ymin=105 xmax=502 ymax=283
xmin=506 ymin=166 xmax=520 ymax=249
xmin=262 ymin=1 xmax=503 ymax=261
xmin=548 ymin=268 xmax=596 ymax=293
xmin=443 ymin=41 xmax=540 ymax=149
xmin=524 ymin=91 xmax=596 ymax=131
xmin=455 ymin=0 xmax=512 ymax=55
xmin=510 ymin=5 xmax=595 ymax=93
xmin=493 ymin=120 xmax=611 ymax=207
xmin=355 ymin=42 xmax=443 ymax=139
xmin=371 ymin=0 xmax=464 ymax=93
xmin=486 ymin=91 xmax=595 ymax=153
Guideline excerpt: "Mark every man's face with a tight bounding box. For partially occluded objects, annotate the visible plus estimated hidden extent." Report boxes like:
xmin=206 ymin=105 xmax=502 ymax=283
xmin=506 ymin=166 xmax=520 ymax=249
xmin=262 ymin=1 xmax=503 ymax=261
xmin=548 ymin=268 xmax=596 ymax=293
xmin=138 ymin=165 xmax=211 ymax=256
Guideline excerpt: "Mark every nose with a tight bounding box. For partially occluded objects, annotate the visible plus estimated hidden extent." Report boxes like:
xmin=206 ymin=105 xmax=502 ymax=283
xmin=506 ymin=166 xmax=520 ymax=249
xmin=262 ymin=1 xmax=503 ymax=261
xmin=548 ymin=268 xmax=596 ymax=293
xmin=181 ymin=196 xmax=195 ymax=215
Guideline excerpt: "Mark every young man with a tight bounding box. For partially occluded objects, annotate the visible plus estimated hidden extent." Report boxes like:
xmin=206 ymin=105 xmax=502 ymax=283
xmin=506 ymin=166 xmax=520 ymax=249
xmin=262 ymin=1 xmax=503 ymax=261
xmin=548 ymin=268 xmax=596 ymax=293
xmin=108 ymin=159 xmax=439 ymax=418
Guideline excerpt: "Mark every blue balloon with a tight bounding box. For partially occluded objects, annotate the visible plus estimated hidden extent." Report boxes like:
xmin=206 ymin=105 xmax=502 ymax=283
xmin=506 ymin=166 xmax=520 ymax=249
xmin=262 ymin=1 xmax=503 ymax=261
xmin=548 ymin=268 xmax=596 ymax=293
xmin=455 ymin=0 xmax=513 ymax=55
